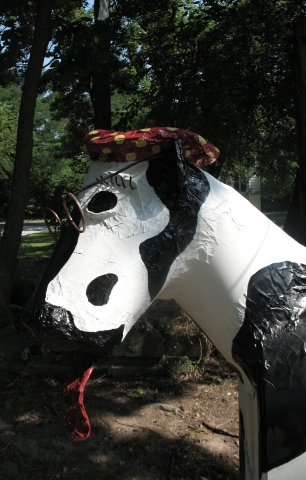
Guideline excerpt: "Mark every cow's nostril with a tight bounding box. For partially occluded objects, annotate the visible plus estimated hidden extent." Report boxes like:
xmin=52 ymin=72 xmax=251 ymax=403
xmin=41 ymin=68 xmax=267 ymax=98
xmin=86 ymin=274 xmax=118 ymax=306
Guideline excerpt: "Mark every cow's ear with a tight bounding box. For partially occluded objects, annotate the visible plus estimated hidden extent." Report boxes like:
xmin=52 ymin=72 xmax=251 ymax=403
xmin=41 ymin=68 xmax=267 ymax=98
xmin=174 ymin=140 xmax=188 ymax=190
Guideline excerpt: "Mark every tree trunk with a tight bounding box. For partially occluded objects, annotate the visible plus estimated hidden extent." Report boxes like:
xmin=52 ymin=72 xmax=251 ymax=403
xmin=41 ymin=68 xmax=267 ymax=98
xmin=93 ymin=0 xmax=111 ymax=129
xmin=0 ymin=0 xmax=53 ymax=327
xmin=290 ymin=18 xmax=306 ymax=246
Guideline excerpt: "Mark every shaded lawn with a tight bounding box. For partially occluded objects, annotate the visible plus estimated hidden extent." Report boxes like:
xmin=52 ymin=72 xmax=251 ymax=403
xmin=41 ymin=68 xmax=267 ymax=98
xmin=21 ymin=231 xmax=55 ymax=259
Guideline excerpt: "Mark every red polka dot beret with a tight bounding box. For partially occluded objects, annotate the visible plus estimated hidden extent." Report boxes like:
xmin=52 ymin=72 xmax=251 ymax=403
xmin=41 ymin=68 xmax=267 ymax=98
xmin=82 ymin=127 xmax=220 ymax=168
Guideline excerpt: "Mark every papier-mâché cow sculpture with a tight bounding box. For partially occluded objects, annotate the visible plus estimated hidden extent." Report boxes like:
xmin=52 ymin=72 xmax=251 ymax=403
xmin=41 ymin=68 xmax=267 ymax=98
xmin=16 ymin=127 xmax=306 ymax=480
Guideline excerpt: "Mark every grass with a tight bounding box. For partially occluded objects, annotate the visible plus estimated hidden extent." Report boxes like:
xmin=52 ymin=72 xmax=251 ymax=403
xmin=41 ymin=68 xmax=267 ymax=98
xmin=11 ymin=232 xmax=55 ymax=306
xmin=20 ymin=231 xmax=55 ymax=259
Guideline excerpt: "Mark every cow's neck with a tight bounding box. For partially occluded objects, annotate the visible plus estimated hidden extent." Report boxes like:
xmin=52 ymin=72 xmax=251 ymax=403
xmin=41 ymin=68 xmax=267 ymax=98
xmin=158 ymin=172 xmax=306 ymax=366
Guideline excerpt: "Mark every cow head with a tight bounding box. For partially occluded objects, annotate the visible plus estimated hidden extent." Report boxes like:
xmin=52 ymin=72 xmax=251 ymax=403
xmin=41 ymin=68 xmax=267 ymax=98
xmin=15 ymin=129 xmax=217 ymax=362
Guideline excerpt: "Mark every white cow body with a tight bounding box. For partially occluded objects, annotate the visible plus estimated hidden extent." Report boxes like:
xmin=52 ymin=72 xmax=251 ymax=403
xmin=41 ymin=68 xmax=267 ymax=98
xmin=20 ymin=149 xmax=306 ymax=480
xmin=47 ymin=161 xmax=306 ymax=372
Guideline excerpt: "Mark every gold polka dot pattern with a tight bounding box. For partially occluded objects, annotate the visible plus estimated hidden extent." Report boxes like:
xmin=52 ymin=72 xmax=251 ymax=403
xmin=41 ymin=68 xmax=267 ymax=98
xmin=126 ymin=152 xmax=136 ymax=162
xmin=114 ymin=134 xmax=125 ymax=144
xmin=82 ymin=127 xmax=220 ymax=167
xmin=136 ymin=138 xmax=147 ymax=147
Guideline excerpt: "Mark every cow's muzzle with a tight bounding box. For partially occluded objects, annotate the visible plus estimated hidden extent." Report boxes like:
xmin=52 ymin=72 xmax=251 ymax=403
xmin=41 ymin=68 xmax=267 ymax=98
xmin=14 ymin=301 xmax=124 ymax=356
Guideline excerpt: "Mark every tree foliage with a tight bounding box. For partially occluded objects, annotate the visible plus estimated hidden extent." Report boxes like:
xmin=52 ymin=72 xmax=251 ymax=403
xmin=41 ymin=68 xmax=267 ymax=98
xmin=28 ymin=0 xmax=300 ymax=195
xmin=0 ymin=86 xmax=90 ymax=219
xmin=0 ymin=1 xmax=92 ymax=221
xmin=108 ymin=0 xmax=304 ymax=189
xmin=0 ymin=0 xmax=304 ymax=212
xmin=0 ymin=0 xmax=88 ymax=326
xmin=0 ymin=0 xmax=303 ymax=216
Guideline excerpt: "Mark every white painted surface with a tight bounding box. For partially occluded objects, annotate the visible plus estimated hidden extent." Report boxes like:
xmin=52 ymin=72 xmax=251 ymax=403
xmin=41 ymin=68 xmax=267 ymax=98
xmin=46 ymin=161 xmax=169 ymax=337
xmin=46 ymin=163 xmax=306 ymax=368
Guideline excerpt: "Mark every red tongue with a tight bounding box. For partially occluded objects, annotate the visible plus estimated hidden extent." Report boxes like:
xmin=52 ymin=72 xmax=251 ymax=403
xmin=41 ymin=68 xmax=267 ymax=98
xmin=63 ymin=366 xmax=94 ymax=441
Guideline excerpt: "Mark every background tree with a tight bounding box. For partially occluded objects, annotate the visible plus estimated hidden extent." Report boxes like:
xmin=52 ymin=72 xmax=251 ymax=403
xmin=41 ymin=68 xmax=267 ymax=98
xmin=0 ymin=0 xmax=87 ymax=327
xmin=92 ymin=0 xmax=111 ymax=128
xmin=0 ymin=85 xmax=20 ymax=217
xmin=0 ymin=0 xmax=54 ymax=326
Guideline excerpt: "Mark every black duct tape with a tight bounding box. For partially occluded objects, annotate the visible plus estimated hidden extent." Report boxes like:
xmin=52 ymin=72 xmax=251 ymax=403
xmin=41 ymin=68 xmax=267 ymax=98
xmin=15 ymin=302 xmax=124 ymax=355
xmin=232 ymin=261 xmax=306 ymax=472
xmin=140 ymin=140 xmax=210 ymax=299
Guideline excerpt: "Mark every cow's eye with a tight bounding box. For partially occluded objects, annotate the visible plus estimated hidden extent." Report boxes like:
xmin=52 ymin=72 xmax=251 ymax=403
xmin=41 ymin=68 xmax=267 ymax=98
xmin=87 ymin=191 xmax=117 ymax=213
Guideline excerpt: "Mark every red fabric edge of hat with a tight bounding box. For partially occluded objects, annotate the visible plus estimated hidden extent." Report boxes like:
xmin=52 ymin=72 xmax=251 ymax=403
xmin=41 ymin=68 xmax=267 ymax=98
xmin=81 ymin=127 xmax=220 ymax=168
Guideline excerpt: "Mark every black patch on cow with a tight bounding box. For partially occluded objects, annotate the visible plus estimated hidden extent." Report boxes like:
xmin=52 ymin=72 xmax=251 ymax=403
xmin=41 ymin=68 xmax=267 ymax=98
xmin=232 ymin=261 xmax=306 ymax=472
xmin=15 ymin=302 xmax=124 ymax=356
xmin=139 ymin=140 xmax=210 ymax=299
xmin=87 ymin=191 xmax=117 ymax=213
xmin=86 ymin=274 xmax=118 ymax=306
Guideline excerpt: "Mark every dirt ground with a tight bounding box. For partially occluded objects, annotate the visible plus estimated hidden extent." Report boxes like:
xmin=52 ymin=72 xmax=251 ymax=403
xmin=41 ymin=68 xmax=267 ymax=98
xmin=0 ymin=330 xmax=239 ymax=480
